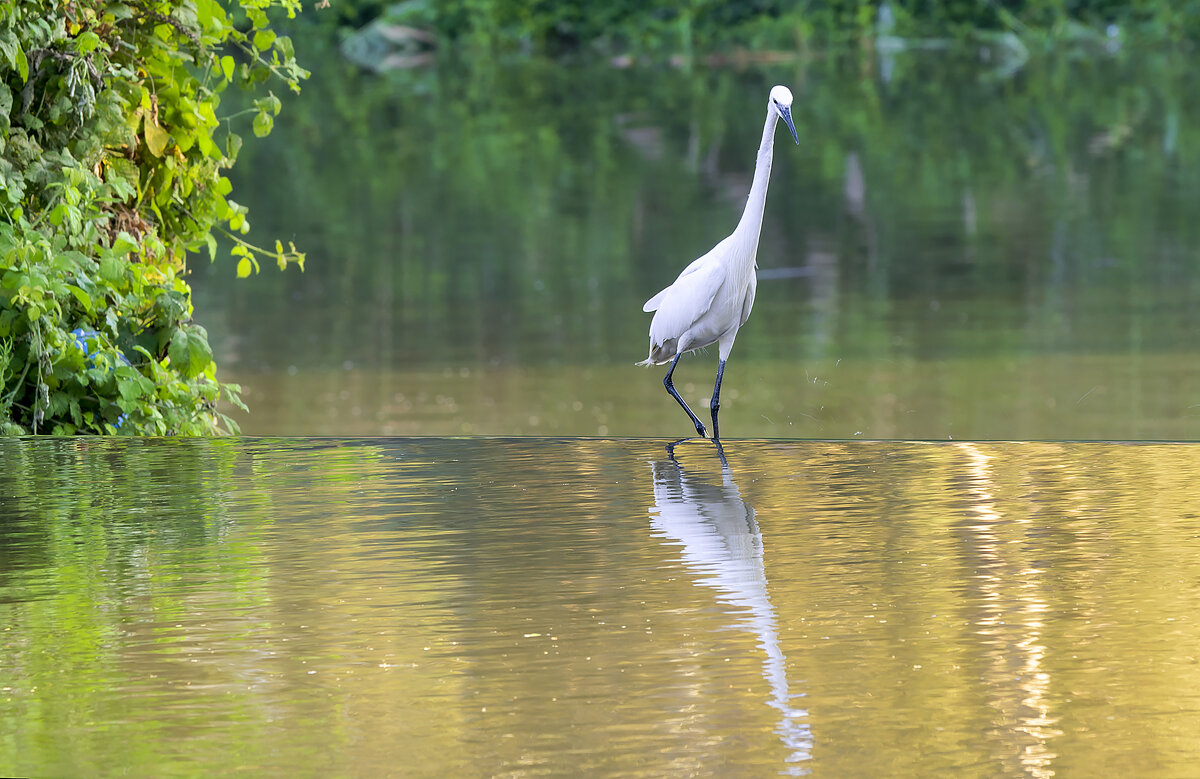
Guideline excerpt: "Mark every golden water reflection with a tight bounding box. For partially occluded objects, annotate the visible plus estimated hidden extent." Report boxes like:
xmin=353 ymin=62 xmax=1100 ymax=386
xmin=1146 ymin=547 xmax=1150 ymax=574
xmin=2 ymin=439 xmax=1200 ymax=776
xmin=954 ymin=442 xmax=1058 ymax=778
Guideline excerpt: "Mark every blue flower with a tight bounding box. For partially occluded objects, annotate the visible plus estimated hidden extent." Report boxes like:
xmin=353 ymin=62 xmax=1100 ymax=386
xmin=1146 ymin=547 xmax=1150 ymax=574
xmin=70 ymin=328 xmax=131 ymax=367
xmin=70 ymin=328 xmax=100 ymax=358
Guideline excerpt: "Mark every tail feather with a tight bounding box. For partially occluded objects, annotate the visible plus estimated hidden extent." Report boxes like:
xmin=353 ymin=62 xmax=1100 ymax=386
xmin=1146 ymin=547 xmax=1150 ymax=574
xmin=636 ymin=338 xmax=677 ymax=366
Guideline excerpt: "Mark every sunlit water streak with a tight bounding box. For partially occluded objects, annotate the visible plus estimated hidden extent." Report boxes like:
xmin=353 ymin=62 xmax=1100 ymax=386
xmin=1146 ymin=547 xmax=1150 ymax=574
xmin=954 ymin=442 xmax=1060 ymax=777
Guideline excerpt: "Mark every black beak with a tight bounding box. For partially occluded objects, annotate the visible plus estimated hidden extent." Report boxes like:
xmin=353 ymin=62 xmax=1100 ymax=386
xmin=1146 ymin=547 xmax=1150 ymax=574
xmin=780 ymin=105 xmax=799 ymax=145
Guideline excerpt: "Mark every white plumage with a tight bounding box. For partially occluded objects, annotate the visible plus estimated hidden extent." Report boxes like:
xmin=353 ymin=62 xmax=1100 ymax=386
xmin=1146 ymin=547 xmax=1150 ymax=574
xmin=639 ymin=85 xmax=799 ymax=440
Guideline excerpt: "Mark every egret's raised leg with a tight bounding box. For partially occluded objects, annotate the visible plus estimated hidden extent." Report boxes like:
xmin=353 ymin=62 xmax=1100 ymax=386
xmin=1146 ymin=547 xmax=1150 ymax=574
xmin=663 ymin=353 xmax=707 ymax=438
xmin=710 ymin=359 xmax=727 ymax=441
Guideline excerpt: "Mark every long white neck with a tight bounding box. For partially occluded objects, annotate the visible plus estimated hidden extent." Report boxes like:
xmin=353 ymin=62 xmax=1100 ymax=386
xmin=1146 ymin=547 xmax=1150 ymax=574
xmin=733 ymin=106 xmax=780 ymax=248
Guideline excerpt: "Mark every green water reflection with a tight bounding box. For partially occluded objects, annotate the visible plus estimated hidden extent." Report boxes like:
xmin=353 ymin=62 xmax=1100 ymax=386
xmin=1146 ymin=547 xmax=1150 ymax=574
xmin=191 ymin=39 xmax=1200 ymax=438
xmin=3 ymin=438 xmax=1200 ymax=775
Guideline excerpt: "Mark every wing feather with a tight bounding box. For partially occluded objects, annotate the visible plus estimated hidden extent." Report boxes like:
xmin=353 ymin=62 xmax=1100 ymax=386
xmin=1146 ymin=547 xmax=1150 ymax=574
xmin=642 ymin=245 xmax=720 ymax=312
xmin=647 ymin=261 xmax=725 ymax=349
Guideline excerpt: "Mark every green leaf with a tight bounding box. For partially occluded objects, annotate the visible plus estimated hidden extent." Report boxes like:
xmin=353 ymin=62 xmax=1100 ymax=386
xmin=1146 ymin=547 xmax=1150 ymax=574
xmin=169 ymin=326 xmax=213 ymax=378
xmin=196 ymin=127 xmax=214 ymax=157
xmin=223 ymin=382 xmax=249 ymax=413
xmin=186 ymin=326 xmax=213 ymax=376
xmin=224 ymin=132 xmax=242 ymax=162
xmin=117 ymin=373 xmax=142 ymax=403
xmin=144 ymin=116 xmax=169 ymax=157
xmin=254 ymin=29 xmax=277 ymax=51
xmin=105 ymin=157 xmax=140 ymax=199
xmin=154 ymin=290 xmax=188 ymax=324
xmin=274 ymin=36 xmax=295 ymax=61
xmin=199 ymin=101 xmax=218 ymax=128
xmin=252 ymin=110 xmax=273 ymax=138
xmin=0 ymin=34 xmax=15 ymax=69
xmin=236 ymin=257 xmax=251 ymax=278
xmin=258 ymin=94 xmax=282 ymax=115
xmin=175 ymin=127 xmax=196 ymax=152
xmin=99 ymin=255 xmax=124 ymax=283
xmin=111 ymin=233 xmax=139 ymax=257
xmin=75 ymin=31 xmax=102 ymax=55
xmin=169 ymin=328 xmax=190 ymax=374
xmin=135 ymin=373 xmax=155 ymax=397
xmin=14 ymin=45 xmax=27 ymax=84
xmin=67 ymin=284 xmax=94 ymax=313
xmin=220 ymin=54 xmax=235 ymax=81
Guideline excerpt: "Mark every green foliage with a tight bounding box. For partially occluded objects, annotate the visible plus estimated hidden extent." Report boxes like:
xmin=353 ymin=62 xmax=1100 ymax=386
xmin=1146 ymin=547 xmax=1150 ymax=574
xmin=0 ymin=0 xmax=308 ymax=435
xmin=323 ymin=0 xmax=1200 ymax=56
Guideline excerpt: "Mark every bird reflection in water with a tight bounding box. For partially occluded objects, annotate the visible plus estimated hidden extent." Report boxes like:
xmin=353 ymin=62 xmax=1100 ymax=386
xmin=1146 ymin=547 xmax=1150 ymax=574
xmin=649 ymin=440 xmax=812 ymax=774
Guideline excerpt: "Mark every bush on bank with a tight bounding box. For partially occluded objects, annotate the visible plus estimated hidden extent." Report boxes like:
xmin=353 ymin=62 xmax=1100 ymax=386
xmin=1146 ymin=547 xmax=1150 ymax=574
xmin=0 ymin=0 xmax=306 ymax=435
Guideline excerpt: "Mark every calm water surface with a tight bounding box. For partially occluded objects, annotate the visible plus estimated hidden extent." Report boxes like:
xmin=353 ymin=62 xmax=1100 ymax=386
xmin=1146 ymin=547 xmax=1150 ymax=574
xmin=191 ymin=41 xmax=1200 ymax=439
xmin=4 ymin=437 xmax=1200 ymax=776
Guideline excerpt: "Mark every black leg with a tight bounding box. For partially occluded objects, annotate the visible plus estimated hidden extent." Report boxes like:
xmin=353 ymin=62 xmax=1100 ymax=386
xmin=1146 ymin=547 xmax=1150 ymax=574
xmin=710 ymin=359 xmax=726 ymax=441
xmin=664 ymin=353 xmax=707 ymax=438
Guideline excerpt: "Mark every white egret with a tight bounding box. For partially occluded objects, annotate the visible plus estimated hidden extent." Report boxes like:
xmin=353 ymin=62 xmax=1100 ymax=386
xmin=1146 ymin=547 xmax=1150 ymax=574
xmin=638 ymin=85 xmax=799 ymax=440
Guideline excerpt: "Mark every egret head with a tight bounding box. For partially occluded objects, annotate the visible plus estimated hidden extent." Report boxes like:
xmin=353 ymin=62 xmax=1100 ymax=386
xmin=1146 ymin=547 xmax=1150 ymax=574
xmin=769 ymin=85 xmax=799 ymax=146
